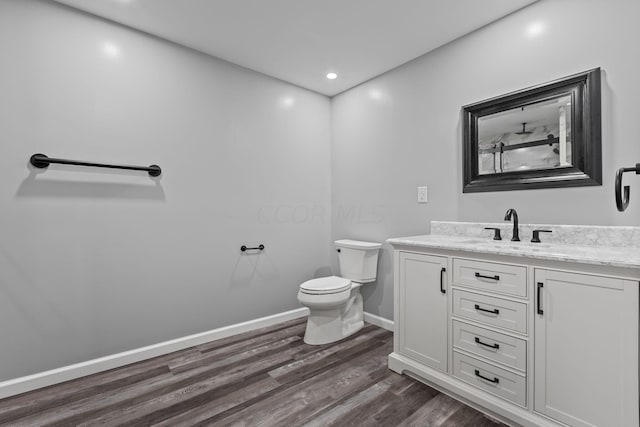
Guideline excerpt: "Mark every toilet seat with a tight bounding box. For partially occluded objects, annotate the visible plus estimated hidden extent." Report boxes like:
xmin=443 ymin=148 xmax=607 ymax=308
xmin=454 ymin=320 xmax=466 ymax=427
xmin=299 ymin=276 xmax=351 ymax=295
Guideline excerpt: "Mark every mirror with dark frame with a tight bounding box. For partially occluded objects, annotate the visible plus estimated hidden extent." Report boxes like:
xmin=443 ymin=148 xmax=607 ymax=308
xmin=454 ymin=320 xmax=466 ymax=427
xmin=462 ymin=68 xmax=601 ymax=193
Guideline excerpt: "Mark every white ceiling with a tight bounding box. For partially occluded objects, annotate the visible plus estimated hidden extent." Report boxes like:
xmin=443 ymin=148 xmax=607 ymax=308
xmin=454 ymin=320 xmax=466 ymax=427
xmin=53 ymin=0 xmax=538 ymax=96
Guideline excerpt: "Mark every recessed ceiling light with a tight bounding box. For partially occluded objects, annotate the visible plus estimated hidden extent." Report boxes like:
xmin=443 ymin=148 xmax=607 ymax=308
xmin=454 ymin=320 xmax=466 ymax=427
xmin=326 ymin=72 xmax=337 ymax=80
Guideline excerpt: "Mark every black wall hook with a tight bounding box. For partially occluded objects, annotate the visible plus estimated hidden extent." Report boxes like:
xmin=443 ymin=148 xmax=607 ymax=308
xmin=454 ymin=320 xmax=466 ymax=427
xmin=615 ymin=164 xmax=640 ymax=211
xmin=240 ymin=244 xmax=265 ymax=252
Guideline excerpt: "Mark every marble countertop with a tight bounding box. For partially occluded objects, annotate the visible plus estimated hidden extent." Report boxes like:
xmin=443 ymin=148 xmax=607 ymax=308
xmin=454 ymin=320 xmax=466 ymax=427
xmin=387 ymin=222 xmax=640 ymax=269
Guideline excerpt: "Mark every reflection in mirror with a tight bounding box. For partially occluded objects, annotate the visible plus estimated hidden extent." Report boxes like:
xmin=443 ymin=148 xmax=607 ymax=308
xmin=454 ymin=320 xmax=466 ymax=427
xmin=478 ymin=95 xmax=572 ymax=175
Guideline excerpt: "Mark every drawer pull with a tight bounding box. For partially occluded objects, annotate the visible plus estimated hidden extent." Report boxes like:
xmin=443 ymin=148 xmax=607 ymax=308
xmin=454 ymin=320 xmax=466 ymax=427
xmin=475 ymin=369 xmax=500 ymax=384
xmin=474 ymin=304 xmax=500 ymax=315
xmin=474 ymin=337 xmax=500 ymax=350
xmin=537 ymin=282 xmax=544 ymax=315
xmin=475 ymin=272 xmax=500 ymax=281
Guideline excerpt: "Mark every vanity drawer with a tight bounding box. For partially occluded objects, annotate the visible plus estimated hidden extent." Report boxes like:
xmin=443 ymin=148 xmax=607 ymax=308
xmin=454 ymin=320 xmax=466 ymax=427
xmin=452 ymin=289 xmax=527 ymax=334
xmin=453 ymin=258 xmax=527 ymax=298
xmin=453 ymin=351 xmax=526 ymax=407
xmin=452 ymin=320 xmax=526 ymax=371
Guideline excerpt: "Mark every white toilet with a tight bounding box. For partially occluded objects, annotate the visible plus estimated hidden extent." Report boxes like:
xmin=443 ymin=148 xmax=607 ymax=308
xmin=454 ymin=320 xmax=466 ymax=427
xmin=297 ymin=239 xmax=382 ymax=345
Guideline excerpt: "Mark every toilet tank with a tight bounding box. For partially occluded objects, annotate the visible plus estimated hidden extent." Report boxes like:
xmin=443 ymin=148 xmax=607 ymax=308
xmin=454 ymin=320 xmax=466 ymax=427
xmin=335 ymin=239 xmax=382 ymax=283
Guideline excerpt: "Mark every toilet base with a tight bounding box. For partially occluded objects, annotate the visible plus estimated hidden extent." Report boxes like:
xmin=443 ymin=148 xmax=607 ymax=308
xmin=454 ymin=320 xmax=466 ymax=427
xmin=303 ymin=287 xmax=364 ymax=345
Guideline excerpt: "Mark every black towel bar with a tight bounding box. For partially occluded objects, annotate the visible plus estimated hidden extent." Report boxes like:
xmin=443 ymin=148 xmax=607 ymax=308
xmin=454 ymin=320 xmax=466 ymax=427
xmin=615 ymin=163 xmax=640 ymax=211
xmin=30 ymin=153 xmax=161 ymax=177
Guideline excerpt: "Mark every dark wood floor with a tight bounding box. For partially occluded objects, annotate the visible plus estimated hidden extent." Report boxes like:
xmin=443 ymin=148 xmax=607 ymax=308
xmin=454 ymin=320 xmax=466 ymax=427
xmin=0 ymin=318 xmax=504 ymax=426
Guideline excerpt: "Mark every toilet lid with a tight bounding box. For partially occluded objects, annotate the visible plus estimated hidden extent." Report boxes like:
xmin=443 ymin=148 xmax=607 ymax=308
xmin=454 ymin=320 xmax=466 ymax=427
xmin=300 ymin=276 xmax=351 ymax=295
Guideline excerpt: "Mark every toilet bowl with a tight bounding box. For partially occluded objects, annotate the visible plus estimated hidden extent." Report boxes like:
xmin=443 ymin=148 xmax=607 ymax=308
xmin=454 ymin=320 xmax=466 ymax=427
xmin=297 ymin=239 xmax=381 ymax=345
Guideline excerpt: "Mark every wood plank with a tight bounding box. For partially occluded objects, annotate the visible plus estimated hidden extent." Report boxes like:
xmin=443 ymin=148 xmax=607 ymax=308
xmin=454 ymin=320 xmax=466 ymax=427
xmin=0 ymin=320 xmax=506 ymax=427
xmin=151 ymin=376 xmax=283 ymax=427
xmin=0 ymin=347 xmax=199 ymax=420
xmin=396 ymin=392 xmax=466 ymax=427
xmin=195 ymin=317 xmax=306 ymax=353
xmin=441 ymin=405 xmax=502 ymax=427
xmin=170 ymin=334 xmax=302 ymax=374
xmin=269 ymin=327 xmax=389 ymax=382
xmin=79 ymin=373 xmax=278 ymax=427
xmin=10 ymin=343 xmax=302 ymax=426
xmin=211 ymin=336 xmax=393 ymax=426
xmin=196 ymin=321 xmax=306 ymax=358
xmin=299 ymin=370 xmax=407 ymax=427
xmin=82 ymin=338 xmax=304 ymax=426
xmin=367 ymin=382 xmax=441 ymax=426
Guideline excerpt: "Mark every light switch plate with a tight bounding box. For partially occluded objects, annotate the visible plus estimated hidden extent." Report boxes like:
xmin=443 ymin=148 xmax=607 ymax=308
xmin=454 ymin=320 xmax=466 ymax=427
xmin=417 ymin=186 xmax=428 ymax=203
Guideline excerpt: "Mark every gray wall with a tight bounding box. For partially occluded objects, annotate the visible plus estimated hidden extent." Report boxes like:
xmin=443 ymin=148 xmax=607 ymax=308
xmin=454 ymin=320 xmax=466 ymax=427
xmin=4 ymin=0 xmax=640 ymax=383
xmin=0 ymin=0 xmax=332 ymax=381
xmin=331 ymin=0 xmax=640 ymax=319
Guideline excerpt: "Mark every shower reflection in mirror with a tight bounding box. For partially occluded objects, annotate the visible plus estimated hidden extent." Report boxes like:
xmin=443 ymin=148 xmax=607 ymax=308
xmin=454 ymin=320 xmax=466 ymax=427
xmin=478 ymin=95 xmax=572 ymax=175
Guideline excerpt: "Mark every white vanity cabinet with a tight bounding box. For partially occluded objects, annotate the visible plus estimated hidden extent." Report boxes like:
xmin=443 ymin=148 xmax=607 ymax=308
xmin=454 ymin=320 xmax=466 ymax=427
xmin=396 ymin=251 xmax=448 ymax=372
xmin=534 ymin=269 xmax=639 ymax=427
xmin=388 ymin=241 xmax=640 ymax=427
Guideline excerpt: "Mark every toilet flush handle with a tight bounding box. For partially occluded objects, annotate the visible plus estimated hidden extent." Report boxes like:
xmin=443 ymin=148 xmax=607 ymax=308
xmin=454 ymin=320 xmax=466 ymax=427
xmin=336 ymin=249 xmax=341 ymax=253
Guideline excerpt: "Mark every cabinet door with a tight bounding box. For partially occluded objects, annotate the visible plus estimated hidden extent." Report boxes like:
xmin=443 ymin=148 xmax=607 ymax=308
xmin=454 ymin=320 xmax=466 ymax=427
xmin=398 ymin=252 xmax=448 ymax=372
xmin=534 ymin=269 xmax=639 ymax=427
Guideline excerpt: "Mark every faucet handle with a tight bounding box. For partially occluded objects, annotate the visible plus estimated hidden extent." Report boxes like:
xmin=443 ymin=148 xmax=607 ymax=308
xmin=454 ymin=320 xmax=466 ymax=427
xmin=531 ymin=229 xmax=552 ymax=243
xmin=484 ymin=227 xmax=502 ymax=241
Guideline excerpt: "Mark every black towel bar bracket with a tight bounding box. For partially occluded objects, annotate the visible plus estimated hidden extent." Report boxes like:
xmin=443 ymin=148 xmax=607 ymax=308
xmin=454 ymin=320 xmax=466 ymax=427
xmin=30 ymin=153 xmax=161 ymax=177
xmin=241 ymin=244 xmax=265 ymax=252
xmin=615 ymin=163 xmax=640 ymax=211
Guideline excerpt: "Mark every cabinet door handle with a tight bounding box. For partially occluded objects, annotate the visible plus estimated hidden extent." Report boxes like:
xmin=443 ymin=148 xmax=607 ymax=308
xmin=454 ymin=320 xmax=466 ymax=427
xmin=475 ymin=272 xmax=500 ymax=281
xmin=475 ymin=369 xmax=499 ymax=384
xmin=474 ymin=304 xmax=499 ymax=315
xmin=440 ymin=267 xmax=446 ymax=294
xmin=537 ymin=282 xmax=544 ymax=315
xmin=475 ymin=337 xmax=500 ymax=350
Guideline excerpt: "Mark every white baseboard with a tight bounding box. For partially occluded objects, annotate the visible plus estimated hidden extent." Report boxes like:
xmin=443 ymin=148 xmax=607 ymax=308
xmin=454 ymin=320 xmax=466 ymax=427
xmin=0 ymin=307 xmax=309 ymax=400
xmin=364 ymin=312 xmax=394 ymax=331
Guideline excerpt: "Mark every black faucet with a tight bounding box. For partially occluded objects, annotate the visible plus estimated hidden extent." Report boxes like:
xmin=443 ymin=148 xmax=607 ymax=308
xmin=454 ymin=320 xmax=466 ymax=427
xmin=504 ymin=208 xmax=520 ymax=242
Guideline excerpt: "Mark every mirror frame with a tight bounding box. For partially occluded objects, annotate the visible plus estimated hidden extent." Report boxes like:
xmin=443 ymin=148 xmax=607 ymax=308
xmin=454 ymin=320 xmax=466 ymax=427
xmin=462 ymin=68 xmax=601 ymax=193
